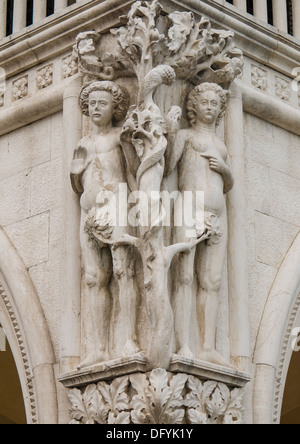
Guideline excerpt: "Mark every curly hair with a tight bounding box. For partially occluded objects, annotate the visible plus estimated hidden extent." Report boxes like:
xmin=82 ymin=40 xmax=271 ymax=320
xmin=80 ymin=81 xmax=130 ymax=122
xmin=187 ymin=83 xmax=227 ymax=127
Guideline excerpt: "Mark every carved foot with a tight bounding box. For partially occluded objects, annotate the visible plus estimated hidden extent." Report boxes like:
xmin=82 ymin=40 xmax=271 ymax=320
xmin=122 ymin=339 xmax=140 ymax=357
xmin=177 ymin=345 xmax=194 ymax=360
xmin=77 ymin=350 xmax=108 ymax=370
xmin=199 ymin=350 xmax=234 ymax=369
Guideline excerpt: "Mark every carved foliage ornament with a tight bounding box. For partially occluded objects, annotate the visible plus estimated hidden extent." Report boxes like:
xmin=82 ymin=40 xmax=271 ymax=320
xmin=74 ymin=0 xmax=243 ymax=88
xmin=68 ymin=369 xmax=244 ymax=425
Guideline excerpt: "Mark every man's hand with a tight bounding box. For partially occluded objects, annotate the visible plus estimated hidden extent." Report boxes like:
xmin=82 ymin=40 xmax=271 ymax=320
xmin=71 ymin=146 xmax=87 ymax=175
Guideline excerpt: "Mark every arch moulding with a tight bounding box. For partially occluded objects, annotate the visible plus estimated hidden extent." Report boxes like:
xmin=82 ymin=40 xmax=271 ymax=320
xmin=0 ymin=227 xmax=58 ymax=424
xmin=253 ymin=231 xmax=300 ymax=424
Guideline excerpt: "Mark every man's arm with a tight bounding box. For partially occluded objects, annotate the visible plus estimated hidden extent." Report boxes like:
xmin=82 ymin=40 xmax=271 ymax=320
xmin=70 ymin=144 xmax=88 ymax=195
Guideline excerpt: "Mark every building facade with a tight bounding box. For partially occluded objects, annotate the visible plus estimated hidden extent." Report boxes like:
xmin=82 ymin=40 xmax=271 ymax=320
xmin=0 ymin=0 xmax=300 ymax=424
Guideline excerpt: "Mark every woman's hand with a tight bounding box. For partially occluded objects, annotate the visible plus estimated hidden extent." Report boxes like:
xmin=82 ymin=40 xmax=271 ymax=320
xmin=201 ymin=153 xmax=226 ymax=174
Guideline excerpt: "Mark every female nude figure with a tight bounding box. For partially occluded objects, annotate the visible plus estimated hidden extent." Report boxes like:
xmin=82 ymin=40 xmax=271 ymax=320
xmin=167 ymin=83 xmax=234 ymax=366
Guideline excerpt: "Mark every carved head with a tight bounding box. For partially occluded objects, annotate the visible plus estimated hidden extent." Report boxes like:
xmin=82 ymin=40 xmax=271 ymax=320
xmin=187 ymin=83 xmax=227 ymax=127
xmin=80 ymin=81 xmax=130 ymax=125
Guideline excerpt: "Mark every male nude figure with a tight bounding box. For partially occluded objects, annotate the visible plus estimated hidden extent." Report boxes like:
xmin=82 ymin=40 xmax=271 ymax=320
xmin=71 ymin=81 xmax=139 ymax=367
xmin=167 ymin=83 xmax=234 ymax=365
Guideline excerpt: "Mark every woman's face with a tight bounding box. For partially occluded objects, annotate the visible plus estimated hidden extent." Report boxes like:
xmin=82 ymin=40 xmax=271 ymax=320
xmin=88 ymin=90 xmax=114 ymax=127
xmin=195 ymin=90 xmax=221 ymax=125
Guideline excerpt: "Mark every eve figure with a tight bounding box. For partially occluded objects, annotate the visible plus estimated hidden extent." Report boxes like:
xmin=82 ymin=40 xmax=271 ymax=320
xmin=167 ymin=83 xmax=234 ymax=366
xmin=71 ymin=81 xmax=139 ymax=368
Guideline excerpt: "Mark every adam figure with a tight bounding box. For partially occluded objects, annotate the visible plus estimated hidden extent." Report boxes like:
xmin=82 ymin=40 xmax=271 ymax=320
xmin=166 ymin=83 xmax=234 ymax=366
xmin=71 ymin=81 xmax=139 ymax=367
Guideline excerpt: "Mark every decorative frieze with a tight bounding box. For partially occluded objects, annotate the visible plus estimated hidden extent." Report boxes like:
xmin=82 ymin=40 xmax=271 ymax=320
xmin=251 ymin=65 xmax=268 ymax=90
xmin=36 ymin=64 xmax=53 ymax=90
xmin=62 ymin=54 xmax=79 ymax=79
xmin=275 ymin=76 xmax=291 ymax=102
xmin=12 ymin=76 xmax=28 ymax=101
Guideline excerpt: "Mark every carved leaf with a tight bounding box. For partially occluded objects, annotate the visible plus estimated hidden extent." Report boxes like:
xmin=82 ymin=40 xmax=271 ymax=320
xmin=68 ymin=386 xmax=97 ymax=424
xmin=68 ymin=388 xmax=87 ymax=423
xmin=97 ymin=376 xmax=130 ymax=415
xmin=168 ymin=373 xmax=188 ymax=408
xmin=223 ymin=387 xmax=244 ymax=425
xmin=90 ymin=389 xmax=109 ymax=424
xmin=187 ymin=408 xmax=207 ymax=425
xmin=108 ymin=411 xmax=131 ymax=424
xmin=205 ymin=384 xmax=229 ymax=424
xmin=130 ymin=373 xmax=153 ymax=424
xmin=166 ymin=11 xmax=243 ymax=87
xmin=167 ymin=12 xmax=194 ymax=53
xmin=130 ymin=370 xmax=187 ymax=424
xmin=185 ymin=376 xmax=203 ymax=409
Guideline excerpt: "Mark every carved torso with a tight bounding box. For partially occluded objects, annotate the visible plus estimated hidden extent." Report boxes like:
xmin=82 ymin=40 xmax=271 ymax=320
xmin=178 ymin=129 xmax=227 ymax=216
xmin=79 ymin=130 xmax=126 ymax=212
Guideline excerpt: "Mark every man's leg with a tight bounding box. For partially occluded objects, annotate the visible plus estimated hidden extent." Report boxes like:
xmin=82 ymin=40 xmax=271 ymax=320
xmin=112 ymin=245 xmax=139 ymax=356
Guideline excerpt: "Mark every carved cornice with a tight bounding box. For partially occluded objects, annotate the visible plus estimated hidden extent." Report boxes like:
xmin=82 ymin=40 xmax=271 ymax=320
xmin=0 ymin=0 xmax=135 ymax=80
xmin=1 ymin=0 xmax=300 ymax=83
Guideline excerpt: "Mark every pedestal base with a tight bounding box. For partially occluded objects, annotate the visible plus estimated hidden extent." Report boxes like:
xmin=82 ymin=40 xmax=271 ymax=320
xmin=59 ymin=354 xmax=147 ymax=388
xmin=59 ymin=354 xmax=250 ymax=424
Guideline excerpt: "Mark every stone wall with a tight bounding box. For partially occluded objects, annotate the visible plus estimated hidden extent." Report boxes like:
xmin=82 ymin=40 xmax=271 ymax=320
xmin=0 ymin=112 xmax=64 ymax=359
xmin=244 ymin=114 xmax=300 ymax=352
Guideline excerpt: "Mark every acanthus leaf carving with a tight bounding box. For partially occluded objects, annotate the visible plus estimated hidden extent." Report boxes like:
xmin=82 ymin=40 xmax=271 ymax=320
xmin=185 ymin=377 xmax=244 ymax=425
xmin=68 ymin=377 xmax=131 ymax=425
xmin=68 ymin=370 xmax=245 ymax=425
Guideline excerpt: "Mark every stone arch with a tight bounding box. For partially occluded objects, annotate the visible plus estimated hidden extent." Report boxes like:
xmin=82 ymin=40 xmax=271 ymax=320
xmin=253 ymin=231 xmax=300 ymax=424
xmin=0 ymin=227 xmax=57 ymax=424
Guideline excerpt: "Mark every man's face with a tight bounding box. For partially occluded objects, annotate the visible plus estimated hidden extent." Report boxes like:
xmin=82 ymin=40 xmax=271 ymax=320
xmin=89 ymin=90 xmax=114 ymax=127
xmin=195 ymin=90 xmax=221 ymax=125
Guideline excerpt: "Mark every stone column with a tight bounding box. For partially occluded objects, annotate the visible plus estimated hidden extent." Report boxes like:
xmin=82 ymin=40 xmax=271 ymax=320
xmin=55 ymin=0 xmax=68 ymax=12
xmin=60 ymin=76 xmax=82 ymax=374
xmin=292 ymin=0 xmax=300 ymax=40
xmin=33 ymin=0 xmax=47 ymax=24
xmin=0 ymin=0 xmax=7 ymax=40
xmin=253 ymin=0 xmax=268 ymax=22
xmin=273 ymin=0 xmax=288 ymax=33
xmin=225 ymin=81 xmax=251 ymax=372
xmin=13 ymin=0 xmax=27 ymax=33
xmin=233 ymin=0 xmax=247 ymax=12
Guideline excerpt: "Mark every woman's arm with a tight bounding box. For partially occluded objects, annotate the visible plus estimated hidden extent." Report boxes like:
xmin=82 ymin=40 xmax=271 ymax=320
xmin=201 ymin=152 xmax=234 ymax=194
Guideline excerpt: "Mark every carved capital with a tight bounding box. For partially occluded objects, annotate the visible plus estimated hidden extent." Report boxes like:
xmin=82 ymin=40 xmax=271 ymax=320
xmin=68 ymin=368 xmax=245 ymax=425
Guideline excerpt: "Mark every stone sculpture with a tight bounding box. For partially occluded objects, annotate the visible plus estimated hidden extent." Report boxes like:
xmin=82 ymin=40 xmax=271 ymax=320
xmin=166 ymin=82 xmax=234 ymax=366
xmin=70 ymin=80 xmax=139 ymax=367
xmin=62 ymin=0 xmax=250 ymax=425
